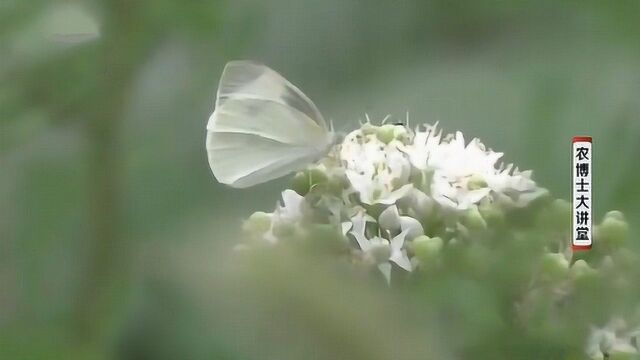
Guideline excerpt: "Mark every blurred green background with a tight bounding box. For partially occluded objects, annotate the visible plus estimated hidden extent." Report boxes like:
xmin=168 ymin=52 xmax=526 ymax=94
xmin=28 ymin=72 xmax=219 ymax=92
xmin=1 ymin=1 xmax=639 ymax=359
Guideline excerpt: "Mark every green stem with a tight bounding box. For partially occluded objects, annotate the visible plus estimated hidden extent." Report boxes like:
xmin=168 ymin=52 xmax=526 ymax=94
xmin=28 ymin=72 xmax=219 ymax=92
xmin=72 ymin=0 xmax=141 ymax=345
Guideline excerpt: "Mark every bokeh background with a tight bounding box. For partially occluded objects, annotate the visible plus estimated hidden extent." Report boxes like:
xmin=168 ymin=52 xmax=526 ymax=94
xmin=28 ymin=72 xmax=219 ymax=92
xmin=1 ymin=1 xmax=639 ymax=359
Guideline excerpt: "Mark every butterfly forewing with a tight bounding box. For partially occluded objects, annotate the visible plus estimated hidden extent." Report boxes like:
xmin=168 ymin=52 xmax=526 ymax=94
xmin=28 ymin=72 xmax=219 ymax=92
xmin=216 ymin=61 xmax=328 ymax=131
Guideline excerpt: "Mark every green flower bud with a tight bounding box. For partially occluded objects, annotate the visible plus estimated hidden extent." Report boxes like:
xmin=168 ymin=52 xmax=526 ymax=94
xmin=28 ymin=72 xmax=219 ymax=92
xmin=393 ymin=126 xmax=410 ymax=143
xmin=361 ymin=123 xmax=378 ymax=135
xmin=569 ymin=259 xmax=598 ymax=280
xmin=462 ymin=206 xmax=487 ymax=232
xmin=309 ymin=168 xmax=329 ymax=184
xmin=595 ymin=215 xmax=629 ymax=248
xmin=445 ymin=236 xmax=459 ymax=246
xmin=376 ymin=124 xmax=396 ymax=144
xmin=412 ymin=235 xmax=443 ymax=262
xmin=291 ymin=168 xmax=329 ymax=195
xmin=242 ymin=211 xmax=272 ymax=236
xmin=540 ymin=253 xmax=569 ymax=282
xmin=467 ymin=174 xmax=488 ymax=190
xmin=291 ymin=172 xmax=311 ymax=195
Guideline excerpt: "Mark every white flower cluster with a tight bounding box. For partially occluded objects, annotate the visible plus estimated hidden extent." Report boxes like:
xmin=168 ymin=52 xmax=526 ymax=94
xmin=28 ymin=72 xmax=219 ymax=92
xmin=237 ymin=120 xmax=639 ymax=360
xmin=586 ymin=318 xmax=640 ymax=360
xmin=242 ymin=121 xmax=547 ymax=282
xmin=342 ymin=122 xmax=543 ymax=210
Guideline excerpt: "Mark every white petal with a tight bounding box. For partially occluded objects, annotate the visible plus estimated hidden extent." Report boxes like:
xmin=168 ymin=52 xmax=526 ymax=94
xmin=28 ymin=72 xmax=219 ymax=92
xmin=376 ymin=184 xmax=413 ymax=205
xmin=463 ymin=188 xmax=491 ymax=206
xmin=377 ymin=263 xmax=392 ymax=285
xmin=390 ymin=230 xmax=408 ymax=252
xmin=513 ymin=188 xmax=548 ymax=207
xmin=350 ymin=229 xmax=370 ymax=251
xmin=411 ymin=189 xmax=435 ymax=218
xmin=390 ymin=249 xmax=413 ymax=272
xmin=348 ymin=212 xmax=375 ymax=250
xmin=433 ymin=193 xmax=458 ymax=210
xmin=388 ymin=230 xmax=412 ymax=271
xmin=279 ymin=189 xmax=305 ymax=221
xmin=379 ymin=205 xmax=401 ymax=232
xmin=452 ymin=131 xmax=465 ymax=149
xmin=345 ymin=169 xmax=374 ymax=204
xmin=399 ymin=216 xmax=424 ymax=240
xmin=341 ymin=221 xmax=352 ymax=236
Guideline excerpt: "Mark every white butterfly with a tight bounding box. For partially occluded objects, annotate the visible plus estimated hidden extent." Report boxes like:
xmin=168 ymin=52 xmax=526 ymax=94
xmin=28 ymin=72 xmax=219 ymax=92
xmin=206 ymin=61 xmax=335 ymax=188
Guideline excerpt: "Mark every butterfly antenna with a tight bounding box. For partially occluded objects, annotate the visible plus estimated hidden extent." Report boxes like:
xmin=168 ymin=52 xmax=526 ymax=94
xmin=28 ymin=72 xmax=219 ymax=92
xmin=364 ymin=112 xmax=372 ymax=124
xmin=406 ymin=111 xmax=410 ymax=128
xmin=329 ymin=118 xmax=356 ymax=145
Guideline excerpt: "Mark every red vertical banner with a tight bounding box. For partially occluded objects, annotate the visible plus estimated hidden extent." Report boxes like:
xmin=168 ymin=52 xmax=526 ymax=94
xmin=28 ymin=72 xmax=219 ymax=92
xmin=572 ymin=136 xmax=592 ymax=250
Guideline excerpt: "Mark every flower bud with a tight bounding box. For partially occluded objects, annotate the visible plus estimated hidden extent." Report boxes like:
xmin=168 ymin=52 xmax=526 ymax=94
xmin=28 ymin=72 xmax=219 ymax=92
xmin=242 ymin=211 xmax=272 ymax=236
xmin=291 ymin=168 xmax=329 ymax=195
xmin=540 ymin=253 xmax=569 ymax=282
xmin=376 ymin=124 xmax=396 ymax=144
xmin=393 ymin=126 xmax=411 ymax=143
xmin=595 ymin=215 xmax=629 ymax=248
xmin=569 ymin=259 xmax=598 ymax=280
xmin=309 ymin=168 xmax=329 ymax=184
xmin=361 ymin=123 xmax=378 ymax=135
xmin=462 ymin=206 xmax=487 ymax=232
xmin=412 ymin=235 xmax=443 ymax=262
xmin=291 ymin=172 xmax=310 ymax=195
xmin=467 ymin=174 xmax=488 ymax=190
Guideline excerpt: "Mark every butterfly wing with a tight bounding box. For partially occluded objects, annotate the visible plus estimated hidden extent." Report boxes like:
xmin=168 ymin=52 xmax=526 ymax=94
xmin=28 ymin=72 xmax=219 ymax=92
xmin=206 ymin=61 xmax=332 ymax=188
xmin=215 ymin=60 xmax=328 ymax=131
xmin=206 ymin=131 xmax=321 ymax=188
